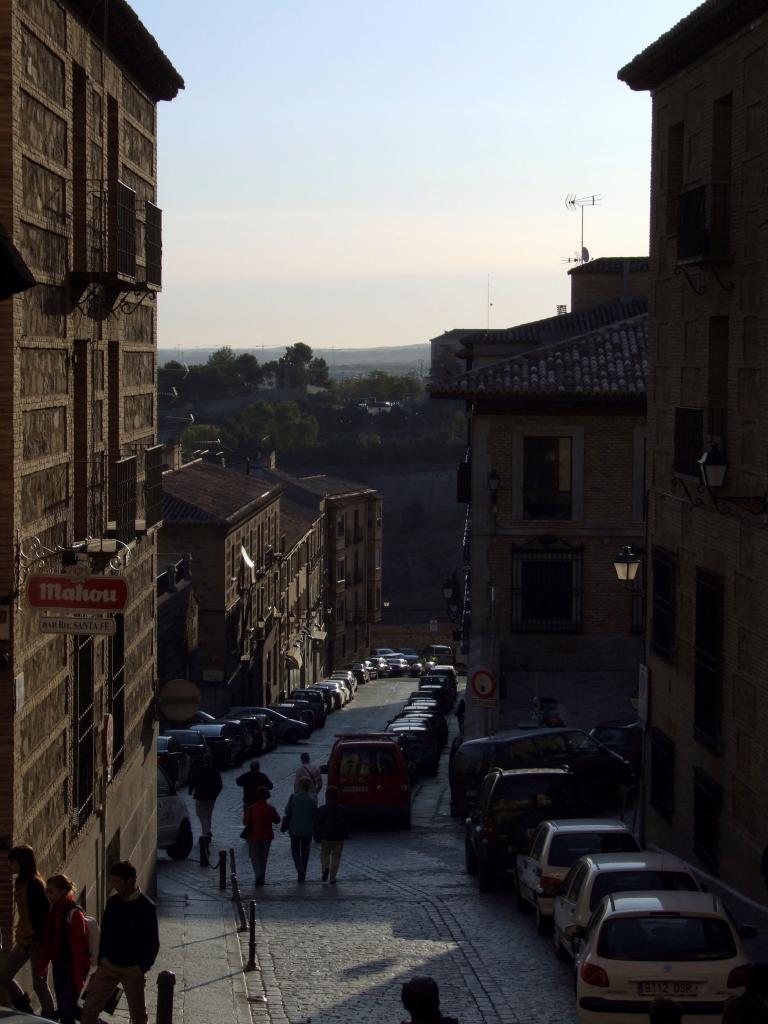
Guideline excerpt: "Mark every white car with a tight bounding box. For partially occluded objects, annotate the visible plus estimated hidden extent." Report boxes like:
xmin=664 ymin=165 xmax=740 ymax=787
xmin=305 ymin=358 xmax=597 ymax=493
xmin=553 ymin=851 xmax=700 ymax=961
xmin=516 ymin=819 xmax=639 ymax=934
xmin=330 ymin=670 xmax=358 ymax=695
xmin=157 ymin=766 xmax=193 ymax=859
xmin=574 ymin=891 xmax=754 ymax=1024
xmin=321 ymin=677 xmax=352 ymax=703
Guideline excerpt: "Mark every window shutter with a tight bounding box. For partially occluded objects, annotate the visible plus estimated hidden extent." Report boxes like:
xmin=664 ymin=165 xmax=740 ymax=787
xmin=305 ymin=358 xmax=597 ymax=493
xmin=144 ymin=444 xmax=163 ymax=528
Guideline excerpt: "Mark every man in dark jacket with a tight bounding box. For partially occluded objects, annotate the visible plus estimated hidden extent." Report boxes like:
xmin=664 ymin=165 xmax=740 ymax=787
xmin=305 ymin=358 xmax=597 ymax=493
xmin=189 ymin=754 xmax=223 ymax=837
xmin=80 ymin=861 xmax=159 ymax=1024
xmin=313 ymin=786 xmax=349 ymax=884
xmin=236 ymin=760 xmax=274 ymax=808
xmin=723 ymin=964 xmax=768 ymax=1024
xmin=400 ymin=977 xmax=458 ymax=1024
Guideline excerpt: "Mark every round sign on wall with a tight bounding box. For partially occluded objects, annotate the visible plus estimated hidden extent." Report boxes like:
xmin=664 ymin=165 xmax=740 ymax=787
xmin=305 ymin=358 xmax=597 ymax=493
xmin=158 ymin=678 xmax=202 ymax=722
xmin=470 ymin=670 xmax=497 ymax=700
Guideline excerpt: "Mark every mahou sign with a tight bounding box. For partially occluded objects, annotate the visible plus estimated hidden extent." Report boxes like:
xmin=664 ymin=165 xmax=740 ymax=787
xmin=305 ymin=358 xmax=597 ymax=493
xmin=27 ymin=574 xmax=129 ymax=612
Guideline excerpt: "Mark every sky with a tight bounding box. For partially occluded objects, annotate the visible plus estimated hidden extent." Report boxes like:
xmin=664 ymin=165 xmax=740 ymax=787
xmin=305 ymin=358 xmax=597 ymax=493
xmin=131 ymin=1 xmax=696 ymax=352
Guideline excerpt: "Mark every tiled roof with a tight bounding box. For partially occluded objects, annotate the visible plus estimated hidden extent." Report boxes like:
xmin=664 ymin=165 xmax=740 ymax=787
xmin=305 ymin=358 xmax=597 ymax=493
xmin=568 ymin=257 xmax=649 ymax=275
xmin=162 ymin=462 xmax=280 ymax=526
xmin=281 ymin=499 xmax=318 ymax=550
xmin=618 ymin=0 xmax=762 ymax=91
xmin=430 ymin=313 xmax=648 ymax=400
xmin=456 ymin=298 xmax=647 ymax=352
xmin=258 ymin=467 xmax=374 ymax=499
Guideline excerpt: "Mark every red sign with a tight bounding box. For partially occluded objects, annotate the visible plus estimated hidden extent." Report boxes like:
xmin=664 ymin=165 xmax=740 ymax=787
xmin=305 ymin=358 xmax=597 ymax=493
xmin=27 ymin=574 xmax=129 ymax=612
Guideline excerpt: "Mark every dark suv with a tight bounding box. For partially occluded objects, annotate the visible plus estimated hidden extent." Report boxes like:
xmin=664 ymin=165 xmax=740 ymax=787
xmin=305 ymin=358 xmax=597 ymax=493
xmin=465 ymin=768 xmax=586 ymax=891
xmin=290 ymin=689 xmax=327 ymax=727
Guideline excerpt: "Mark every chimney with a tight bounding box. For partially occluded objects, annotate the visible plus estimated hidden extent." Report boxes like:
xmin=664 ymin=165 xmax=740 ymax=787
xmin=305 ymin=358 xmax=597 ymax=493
xmin=164 ymin=439 xmax=183 ymax=471
xmin=569 ymin=257 xmax=649 ymax=312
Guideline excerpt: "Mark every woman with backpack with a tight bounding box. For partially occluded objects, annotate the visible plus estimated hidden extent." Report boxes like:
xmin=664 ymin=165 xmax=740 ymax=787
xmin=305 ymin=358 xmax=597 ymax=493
xmin=0 ymin=845 xmax=55 ymax=1016
xmin=38 ymin=874 xmax=91 ymax=1024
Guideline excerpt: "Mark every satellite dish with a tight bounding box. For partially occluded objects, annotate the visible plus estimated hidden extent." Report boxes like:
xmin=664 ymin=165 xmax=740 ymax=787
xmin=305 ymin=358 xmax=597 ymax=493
xmin=581 ymin=247 xmax=590 ymax=263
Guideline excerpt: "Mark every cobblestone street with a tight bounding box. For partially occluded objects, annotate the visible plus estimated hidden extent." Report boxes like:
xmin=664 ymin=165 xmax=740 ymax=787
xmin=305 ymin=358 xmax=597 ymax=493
xmin=148 ymin=675 xmax=581 ymax=1024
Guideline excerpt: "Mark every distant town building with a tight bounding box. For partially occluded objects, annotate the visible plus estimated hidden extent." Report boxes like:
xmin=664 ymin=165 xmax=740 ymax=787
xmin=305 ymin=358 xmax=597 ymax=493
xmin=620 ymin=0 xmax=768 ymax=899
xmin=0 ymin=0 xmax=182 ymax=925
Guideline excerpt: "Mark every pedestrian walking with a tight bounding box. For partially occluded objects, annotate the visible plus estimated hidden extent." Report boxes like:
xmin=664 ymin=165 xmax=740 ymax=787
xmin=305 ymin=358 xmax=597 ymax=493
xmin=723 ymin=964 xmax=768 ymax=1024
xmin=294 ymin=751 xmax=322 ymax=794
xmin=38 ymin=874 xmax=90 ymax=1024
xmin=649 ymin=998 xmax=682 ymax=1024
xmin=243 ymin=785 xmax=281 ymax=886
xmin=236 ymin=760 xmax=274 ymax=808
xmin=0 ymin=845 xmax=55 ymax=1016
xmin=188 ymin=754 xmax=223 ymax=838
xmin=454 ymin=698 xmax=465 ymax=736
xmin=313 ymin=785 xmax=349 ymax=884
xmin=80 ymin=861 xmax=159 ymax=1024
xmin=283 ymin=777 xmax=317 ymax=882
xmin=400 ymin=976 xmax=458 ymax=1024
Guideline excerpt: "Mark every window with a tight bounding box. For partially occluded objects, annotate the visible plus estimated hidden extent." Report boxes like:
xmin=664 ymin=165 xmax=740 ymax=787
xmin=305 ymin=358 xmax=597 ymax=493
xmin=74 ymin=636 xmax=95 ymax=829
xmin=707 ymin=318 xmax=728 ymax=438
xmin=694 ymin=769 xmax=722 ymax=873
xmin=511 ymin=542 xmax=582 ymax=633
xmin=665 ymin=122 xmax=684 ymax=235
xmin=144 ymin=444 xmax=163 ymax=529
xmin=710 ymin=95 xmax=733 ymax=259
xmin=649 ymin=728 xmax=674 ymax=818
xmin=677 ymin=185 xmax=708 ymax=263
xmin=534 ymin=733 xmax=570 ymax=764
xmin=336 ymin=558 xmax=346 ymax=583
xmin=694 ymin=570 xmax=724 ymax=749
xmin=651 ymin=547 xmax=676 ymax=660
xmin=145 ymin=200 xmax=162 ymax=287
xmin=589 ymin=870 xmax=697 ymax=911
xmin=111 ymin=455 xmax=136 ymax=544
xmin=336 ymin=514 xmax=345 ymax=538
xmin=548 ymin=832 xmax=638 ymax=869
xmin=597 ymin=915 xmax=735 ymax=961
xmin=674 ymin=407 xmax=704 ymax=477
xmin=523 ymin=437 xmax=572 ymax=520
xmin=110 ymin=615 xmax=125 ymax=775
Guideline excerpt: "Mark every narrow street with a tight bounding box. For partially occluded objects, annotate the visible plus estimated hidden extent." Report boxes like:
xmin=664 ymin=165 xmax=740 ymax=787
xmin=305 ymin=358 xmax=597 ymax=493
xmin=150 ymin=676 xmax=579 ymax=1024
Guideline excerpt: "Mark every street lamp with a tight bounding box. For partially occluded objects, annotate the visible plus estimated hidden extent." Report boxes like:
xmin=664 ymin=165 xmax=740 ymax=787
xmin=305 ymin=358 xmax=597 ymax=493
xmin=487 ymin=469 xmax=501 ymax=504
xmin=441 ymin=579 xmax=454 ymax=601
xmin=698 ymin=443 xmax=728 ymax=490
xmin=613 ymin=545 xmax=641 ymax=585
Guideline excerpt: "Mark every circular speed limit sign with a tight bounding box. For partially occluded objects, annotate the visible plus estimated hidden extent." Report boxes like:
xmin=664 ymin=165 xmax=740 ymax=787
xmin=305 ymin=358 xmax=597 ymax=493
xmin=470 ymin=670 xmax=497 ymax=700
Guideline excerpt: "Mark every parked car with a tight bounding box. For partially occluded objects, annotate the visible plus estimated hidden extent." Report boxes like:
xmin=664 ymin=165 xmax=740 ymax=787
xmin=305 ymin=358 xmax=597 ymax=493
xmin=157 ymin=766 xmax=193 ymax=860
xmin=330 ymin=670 xmax=358 ymax=695
xmin=515 ymin=819 xmax=640 ymax=934
xmin=162 ymin=728 xmax=210 ymax=770
xmin=589 ymin=722 xmax=643 ymax=777
xmin=573 ymin=892 xmax=754 ymax=1024
xmin=290 ymin=689 xmax=327 ymax=727
xmin=345 ymin=662 xmax=369 ymax=685
xmin=305 ymin=686 xmax=335 ymax=712
xmin=229 ymin=706 xmax=311 ymax=744
xmin=386 ymin=721 xmax=441 ymax=776
xmin=427 ymin=665 xmax=459 ymax=695
xmin=156 ymin=735 xmax=191 ymax=787
xmin=465 ymin=768 xmax=586 ymax=891
xmin=383 ymin=655 xmax=410 ymax=677
xmin=399 ymin=654 xmax=425 ymax=676
xmin=449 ymin=727 xmax=634 ymax=818
xmin=194 ymin=722 xmax=248 ymax=768
xmin=371 ymin=647 xmax=396 ymax=657
xmin=411 ymin=685 xmax=452 ymax=714
xmin=321 ymin=733 xmax=411 ymax=828
xmin=251 ymin=713 xmax=278 ymax=751
xmin=363 ymin=659 xmax=379 ymax=680
xmin=374 ymin=657 xmax=390 ymax=677
xmin=273 ymin=701 xmax=316 ymax=730
xmin=321 ymin=677 xmax=353 ymax=703
xmin=311 ymin=682 xmax=346 ymax=710
xmin=219 ymin=711 xmax=268 ymax=755
xmin=553 ymin=850 xmax=702 ymax=961
xmin=392 ymin=707 xmax=448 ymax=748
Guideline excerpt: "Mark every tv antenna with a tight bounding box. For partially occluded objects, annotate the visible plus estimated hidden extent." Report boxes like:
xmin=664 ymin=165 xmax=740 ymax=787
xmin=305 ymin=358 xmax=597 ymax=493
xmin=563 ymin=193 xmax=601 ymax=264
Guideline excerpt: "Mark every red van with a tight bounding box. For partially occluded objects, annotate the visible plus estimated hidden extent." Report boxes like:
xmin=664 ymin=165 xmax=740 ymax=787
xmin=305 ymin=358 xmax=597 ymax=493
xmin=322 ymin=733 xmax=411 ymax=828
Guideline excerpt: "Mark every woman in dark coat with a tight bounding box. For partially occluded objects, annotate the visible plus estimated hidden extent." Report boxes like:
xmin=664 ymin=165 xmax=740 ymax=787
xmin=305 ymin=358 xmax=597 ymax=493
xmin=0 ymin=845 xmax=55 ymax=1015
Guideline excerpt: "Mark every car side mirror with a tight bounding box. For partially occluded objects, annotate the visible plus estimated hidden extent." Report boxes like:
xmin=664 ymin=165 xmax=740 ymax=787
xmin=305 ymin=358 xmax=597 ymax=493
xmin=564 ymin=924 xmax=585 ymax=940
xmin=320 ymin=765 xmax=328 ymax=773
xmin=738 ymin=925 xmax=758 ymax=939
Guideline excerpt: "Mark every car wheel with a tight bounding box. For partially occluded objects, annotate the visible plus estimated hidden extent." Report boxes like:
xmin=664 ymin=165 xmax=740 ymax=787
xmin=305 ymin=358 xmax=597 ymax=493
xmin=477 ymin=861 xmax=496 ymax=892
xmin=553 ymin=928 xmax=569 ymax=962
xmin=284 ymin=729 xmax=299 ymax=744
xmin=465 ymin=840 xmax=478 ymax=876
xmin=535 ymin=900 xmax=552 ymax=935
xmin=165 ymin=818 xmax=193 ymax=860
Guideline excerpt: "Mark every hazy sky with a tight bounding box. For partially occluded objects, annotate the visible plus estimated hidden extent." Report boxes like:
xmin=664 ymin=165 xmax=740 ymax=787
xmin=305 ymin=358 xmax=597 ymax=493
xmin=132 ymin=1 xmax=695 ymax=352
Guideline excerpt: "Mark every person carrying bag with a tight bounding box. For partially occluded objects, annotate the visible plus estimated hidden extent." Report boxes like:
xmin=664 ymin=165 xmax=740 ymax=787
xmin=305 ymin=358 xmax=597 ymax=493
xmin=37 ymin=874 xmax=91 ymax=1024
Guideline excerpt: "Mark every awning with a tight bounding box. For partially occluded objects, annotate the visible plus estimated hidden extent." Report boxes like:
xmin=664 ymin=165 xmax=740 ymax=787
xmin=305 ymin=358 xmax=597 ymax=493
xmin=285 ymin=649 xmax=303 ymax=670
xmin=310 ymin=628 xmax=327 ymax=642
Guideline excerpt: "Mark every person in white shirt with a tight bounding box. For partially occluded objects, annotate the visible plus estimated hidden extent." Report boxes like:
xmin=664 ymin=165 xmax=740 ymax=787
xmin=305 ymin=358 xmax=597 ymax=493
xmin=293 ymin=751 xmax=322 ymax=794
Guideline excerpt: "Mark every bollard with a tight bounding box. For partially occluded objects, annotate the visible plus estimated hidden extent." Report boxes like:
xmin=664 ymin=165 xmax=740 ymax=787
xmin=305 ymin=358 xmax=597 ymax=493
xmin=156 ymin=970 xmax=176 ymax=1024
xmin=246 ymin=899 xmax=257 ymax=971
xmin=231 ymin=873 xmax=247 ymax=932
xmin=198 ymin=835 xmax=210 ymax=868
xmin=218 ymin=850 xmax=227 ymax=890
xmin=229 ymin=846 xmax=237 ymax=877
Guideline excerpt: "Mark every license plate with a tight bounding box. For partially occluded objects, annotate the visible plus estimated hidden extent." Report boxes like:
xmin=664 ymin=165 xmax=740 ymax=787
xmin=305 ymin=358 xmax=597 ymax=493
xmin=637 ymin=982 xmax=698 ymax=996
xmin=340 ymin=785 xmax=369 ymax=792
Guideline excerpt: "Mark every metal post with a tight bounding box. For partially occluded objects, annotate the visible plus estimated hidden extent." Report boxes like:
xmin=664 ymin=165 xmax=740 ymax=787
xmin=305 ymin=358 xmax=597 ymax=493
xmin=218 ymin=850 xmax=227 ymax=890
xmin=199 ymin=835 xmax=210 ymax=868
xmin=246 ymin=900 xmax=257 ymax=971
xmin=231 ymin=873 xmax=247 ymax=931
xmin=229 ymin=846 xmax=236 ymax=877
xmin=156 ymin=970 xmax=176 ymax=1024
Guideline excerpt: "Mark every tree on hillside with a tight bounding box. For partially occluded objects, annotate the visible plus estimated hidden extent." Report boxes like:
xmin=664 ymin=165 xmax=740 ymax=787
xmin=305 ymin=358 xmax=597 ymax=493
xmin=180 ymin=423 xmax=237 ymax=460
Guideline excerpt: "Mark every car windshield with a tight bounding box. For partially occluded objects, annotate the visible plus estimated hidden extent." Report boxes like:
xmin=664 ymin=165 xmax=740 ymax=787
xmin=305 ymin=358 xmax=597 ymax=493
xmin=337 ymin=747 xmax=399 ymax=778
xmin=166 ymin=730 xmax=202 ymax=743
xmin=566 ymin=732 xmax=603 ymax=756
xmin=592 ymin=728 xmax=631 ymax=748
xmin=548 ymin=831 xmax=639 ymax=867
xmin=597 ymin=915 xmax=737 ymax=961
xmin=491 ymin=777 xmax=574 ymax=811
xmin=590 ymin=871 xmax=699 ymax=910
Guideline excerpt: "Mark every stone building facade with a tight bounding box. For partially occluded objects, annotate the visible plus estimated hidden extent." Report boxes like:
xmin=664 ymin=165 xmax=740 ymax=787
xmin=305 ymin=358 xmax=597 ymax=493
xmin=431 ymin=267 xmax=648 ymax=734
xmin=0 ymin=0 xmax=182 ymax=929
xmin=279 ymin=499 xmax=325 ymax=698
xmin=160 ymin=462 xmax=285 ymax=716
xmin=620 ymin=0 xmax=768 ymax=898
xmin=254 ymin=466 xmax=383 ymax=669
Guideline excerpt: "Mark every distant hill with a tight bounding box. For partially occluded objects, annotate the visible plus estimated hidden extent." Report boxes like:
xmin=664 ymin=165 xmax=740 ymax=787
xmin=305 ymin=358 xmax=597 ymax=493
xmin=159 ymin=344 xmax=431 ymax=378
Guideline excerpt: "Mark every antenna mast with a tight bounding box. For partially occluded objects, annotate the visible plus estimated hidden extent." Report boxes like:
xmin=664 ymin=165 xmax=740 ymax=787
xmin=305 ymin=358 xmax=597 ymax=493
xmin=563 ymin=193 xmax=601 ymax=264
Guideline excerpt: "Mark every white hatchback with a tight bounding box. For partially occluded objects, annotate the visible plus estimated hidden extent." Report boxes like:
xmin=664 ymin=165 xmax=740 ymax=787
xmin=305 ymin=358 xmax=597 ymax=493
xmin=553 ymin=851 xmax=700 ymax=961
xmin=574 ymin=891 xmax=754 ymax=1024
xmin=516 ymin=819 xmax=639 ymax=934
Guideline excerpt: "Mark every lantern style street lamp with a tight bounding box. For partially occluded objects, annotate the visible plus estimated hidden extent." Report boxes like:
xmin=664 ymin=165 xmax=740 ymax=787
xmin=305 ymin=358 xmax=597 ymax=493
xmin=613 ymin=545 xmax=641 ymax=584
